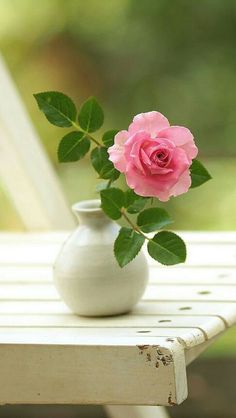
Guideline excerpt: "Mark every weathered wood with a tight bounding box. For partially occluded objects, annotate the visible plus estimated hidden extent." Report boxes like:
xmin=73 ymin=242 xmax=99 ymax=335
xmin=0 ymin=341 xmax=187 ymax=406
xmin=0 ymin=232 xmax=236 ymax=406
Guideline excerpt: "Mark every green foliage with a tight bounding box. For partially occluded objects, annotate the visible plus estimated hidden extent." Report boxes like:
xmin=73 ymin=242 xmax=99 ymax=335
xmin=58 ymin=132 xmax=90 ymax=162
xmin=78 ymin=97 xmax=104 ymax=133
xmin=33 ymin=89 xmax=209 ymax=269
xmin=190 ymin=159 xmax=212 ymax=188
xmin=102 ymin=129 xmax=119 ymax=148
xmin=147 ymin=231 xmax=186 ymax=265
xmin=100 ymin=187 xmax=125 ymax=220
xmin=91 ymin=147 xmax=120 ymax=180
xmin=114 ymin=227 xmax=145 ymax=267
xmin=137 ymin=208 xmax=172 ymax=233
xmin=124 ymin=189 xmax=149 ymax=214
xmin=34 ymin=91 xmax=77 ymax=127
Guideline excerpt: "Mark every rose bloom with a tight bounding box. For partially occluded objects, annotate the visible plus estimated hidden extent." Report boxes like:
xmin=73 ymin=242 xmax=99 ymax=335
xmin=108 ymin=112 xmax=198 ymax=201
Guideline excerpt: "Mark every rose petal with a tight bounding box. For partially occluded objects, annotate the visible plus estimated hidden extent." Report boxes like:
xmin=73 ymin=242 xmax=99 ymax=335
xmin=158 ymin=126 xmax=198 ymax=161
xmin=169 ymin=169 xmax=192 ymax=197
xmin=128 ymin=111 xmax=170 ymax=137
xmin=124 ymin=131 xmax=151 ymax=174
xmin=124 ymin=146 xmax=190 ymax=201
xmin=108 ymin=130 xmax=129 ymax=172
xmin=125 ymin=164 xmax=173 ymax=200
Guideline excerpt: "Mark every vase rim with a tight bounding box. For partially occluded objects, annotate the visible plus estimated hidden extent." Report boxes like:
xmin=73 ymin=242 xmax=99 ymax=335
xmin=72 ymin=199 xmax=102 ymax=214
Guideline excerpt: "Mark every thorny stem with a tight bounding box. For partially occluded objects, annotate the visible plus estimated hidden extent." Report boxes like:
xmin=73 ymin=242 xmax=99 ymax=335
xmin=72 ymin=122 xmax=101 ymax=147
xmin=120 ymin=208 xmax=150 ymax=240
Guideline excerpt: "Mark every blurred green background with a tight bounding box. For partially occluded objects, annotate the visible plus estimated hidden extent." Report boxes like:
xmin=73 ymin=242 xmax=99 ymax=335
xmin=1 ymin=0 xmax=236 ymax=230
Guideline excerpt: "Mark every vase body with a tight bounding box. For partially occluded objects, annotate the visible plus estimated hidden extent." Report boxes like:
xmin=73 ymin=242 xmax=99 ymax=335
xmin=53 ymin=199 xmax=149 ymax=316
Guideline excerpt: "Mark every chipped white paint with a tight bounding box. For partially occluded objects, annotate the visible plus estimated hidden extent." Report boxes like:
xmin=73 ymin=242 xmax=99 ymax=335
xmin=0 ymin=341 xmax=187 ymax=406
xmin=0 ymin=232 xmax=236 ymax=407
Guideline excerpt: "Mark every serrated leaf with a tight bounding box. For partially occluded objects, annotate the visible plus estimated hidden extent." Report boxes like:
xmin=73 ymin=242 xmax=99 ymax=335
xmin=190 ymin=159 xmax=212 ymax=188
xmin=78 ymin=96 xmax=104 ymax=133
xmin=114 ymin=227 xmax=145 ymax=267
xmin=34 ymin=91 xmax=77 ymax=127
xmin=102 ymin=129 xmax=119 ymax=148
xmin=124 ymin=189 xmax=149 ymax=214
xmin=147 ymin=231 xmax=186 ymax=265
xmin=137 ymin=208 xmax=172 ymax=233
xmin=91 ymin=147 xmax=120 ymax=180
xmin=100 ymin=187 xmax=125 ymax=220
xmin=58 ymin=131 xmax=90 ymax=162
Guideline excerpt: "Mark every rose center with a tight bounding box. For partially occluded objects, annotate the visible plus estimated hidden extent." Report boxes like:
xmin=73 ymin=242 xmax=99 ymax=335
xmin=156 ymin=151 xmax=166 ymax=160
xmin=155 ymin=149 xmax=169 ymax=167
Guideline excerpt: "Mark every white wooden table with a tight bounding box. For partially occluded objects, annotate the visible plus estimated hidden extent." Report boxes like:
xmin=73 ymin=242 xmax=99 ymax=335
xmin=0 ymin=232 xmax=236 ymax=418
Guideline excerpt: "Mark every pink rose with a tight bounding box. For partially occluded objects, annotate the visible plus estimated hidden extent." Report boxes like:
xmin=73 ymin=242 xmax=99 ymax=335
xmin=108 ymin=111 xmax=198 ymax=201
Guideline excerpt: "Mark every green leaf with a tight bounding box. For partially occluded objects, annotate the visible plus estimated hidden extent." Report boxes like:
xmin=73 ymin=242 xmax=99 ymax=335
xmin=91 ymin=147 xmax=120 ymax=180
xmin=147 ymin=231 xmax=186 ymax=265
xmin=78 ymin=96 xmax=104 ymax=133
xmin=58 ymin=131 xmax=90 ymax=162
xmin=124 ymin=189 xmax=149 ymax=214
xmin=100 ymin=187 xmax=125 ymax=220
xmin=137 ymin=208 xmax=172 ymax=233
xmin=34 ymin=91 xmax=77 ymax=127
xmin=114 ymin=227 xmax=145 ymax=267
xmin=102 ymin=129 xmax=119 ymax=148
xmin=190 ymin=159 xmax=212 ymax=188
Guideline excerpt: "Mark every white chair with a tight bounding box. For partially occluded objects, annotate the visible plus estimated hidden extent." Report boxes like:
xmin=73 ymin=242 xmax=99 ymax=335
xmin=0 ymin=54 xmax=74 ymax=230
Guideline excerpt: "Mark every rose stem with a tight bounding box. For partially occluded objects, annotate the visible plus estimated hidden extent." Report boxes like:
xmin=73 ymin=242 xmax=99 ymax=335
xmin=106 ymin=179 xmax=113 ymax=189
xmin=72 ymin=122 xmax=101 ymax=147
xmin=120 ymin=208 xmax=150 ymax=240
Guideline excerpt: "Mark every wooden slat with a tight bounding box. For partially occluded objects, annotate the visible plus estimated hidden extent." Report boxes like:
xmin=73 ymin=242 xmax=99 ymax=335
xmin=0 ymin=299 xmax=234 ymax=323
xmin=0 ymin=266 xmax=52 ymax=283
xmin=0 ymin=340 xmax=187 ymax=405
xmin=0 ymin=313 xmax=225 ymax=336
xmin=1 ymin=233 xmax=236 ymax=267
xmin=0 ymin=242 xmax=61 ymax=265
xmin=178 ymin=231 xmax=236 ymax=243
xmin=0 ymin=283 xmax=58 ymax=300
xmin=1 ymin=282 xmax=236 ymax=303
xmin=1 ymin=265 xmax=236 ymax=285
xmin=149 ymin=267 xmax=236 ymax=285
xmin=146 ymin=243 xmax=236 ymax=267
xmin=144 ymin=284 xmax=236 ymax=302
xmin=1 ymin=231 xmax=236 ymax=243
xmin=0 ymin=326 xmax=205 ymax=347
xmin=0 ymin=300 xmax=70 ymax=314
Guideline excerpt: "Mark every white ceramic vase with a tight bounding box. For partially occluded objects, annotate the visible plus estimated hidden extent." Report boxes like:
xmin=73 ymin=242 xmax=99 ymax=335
xmin=53 ymin=199 xmax=149 ymax=316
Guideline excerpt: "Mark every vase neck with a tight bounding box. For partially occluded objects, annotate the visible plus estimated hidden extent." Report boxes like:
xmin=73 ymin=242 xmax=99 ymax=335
xmin=72 ymin=199 xmax=110 ymax=227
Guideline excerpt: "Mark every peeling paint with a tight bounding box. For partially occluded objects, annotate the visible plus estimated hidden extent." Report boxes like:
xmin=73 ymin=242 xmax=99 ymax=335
xmin=137 ymin=345 xmax=149 ymax=351
xmin=168 ymin=391 xmax=176 ymax=406
xmin=138 ymin=345 xmax=173 ymax=369
xmin=137 ymin=345 xmax=150 ymax=355
xmin=146 ymin=353 xmax=151 ymax=362
xmin=156 ymin=350 xmax=173 ymax=366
